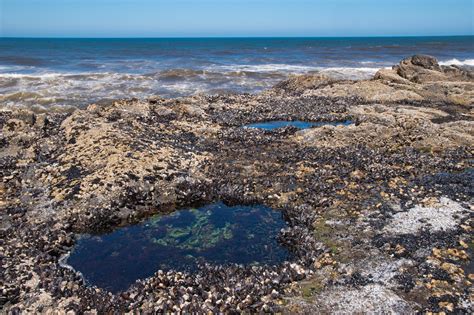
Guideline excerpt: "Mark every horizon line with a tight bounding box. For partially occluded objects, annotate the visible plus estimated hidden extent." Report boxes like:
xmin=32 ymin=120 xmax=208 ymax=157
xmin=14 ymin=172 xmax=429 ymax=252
xmin=1 ymin=34 xmax=473 ymax=39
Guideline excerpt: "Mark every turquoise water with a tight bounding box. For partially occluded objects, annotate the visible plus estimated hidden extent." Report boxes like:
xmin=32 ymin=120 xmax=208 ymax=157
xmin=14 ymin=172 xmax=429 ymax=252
xmin=67 ymin=203 xmax=290 ymax=293
xmin=243 ymin=120 xmax=353 ymax=130
xmin=0 ymin=37 xmax=472 ymax=107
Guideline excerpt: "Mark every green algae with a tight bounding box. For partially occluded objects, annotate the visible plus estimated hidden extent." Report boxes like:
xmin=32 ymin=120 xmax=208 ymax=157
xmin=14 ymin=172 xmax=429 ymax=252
xmin=68 ymin=202 xmax=289 ymax=293
xmin=313 ymin=219 xmax=339 ymax=251
xmin=152 ymin=208 xmax=235 ymax=251
xmin=299 ymin=276 xmax=326 ymax=300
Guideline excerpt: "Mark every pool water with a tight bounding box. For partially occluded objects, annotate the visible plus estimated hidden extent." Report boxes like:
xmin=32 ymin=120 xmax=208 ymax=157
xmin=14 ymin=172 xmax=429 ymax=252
xmin=67 ymin=202 xmax=290 ymax=293
xmin=243 ymin=120 xmax=352 ymax=130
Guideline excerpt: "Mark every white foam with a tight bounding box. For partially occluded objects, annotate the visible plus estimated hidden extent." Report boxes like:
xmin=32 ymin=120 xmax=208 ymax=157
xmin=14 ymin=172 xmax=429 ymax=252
xmin=0 ymin=72 xmax=113 ymax=79
xmin=0 ymin=70 xmax=218 ymax=107
xmin=0 ymin=72 xmax=73 ymax=79
xmin=439 ymin=58 xmax=474 ymax=66
xmin=211 ymin=64 xmax=384 ymax=80
xmin=0 ymin=64 xmax=391 ymax=108
xmin=317 ymin=67 xmax=382 ymax=80
xmin=213 ymin=64 xmax=319 ymax=73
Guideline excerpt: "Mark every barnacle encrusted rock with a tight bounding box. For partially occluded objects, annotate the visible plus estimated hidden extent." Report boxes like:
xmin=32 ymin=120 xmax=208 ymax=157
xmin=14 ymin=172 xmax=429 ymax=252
xmin=1 ymin=56 xmax=473 ymax=313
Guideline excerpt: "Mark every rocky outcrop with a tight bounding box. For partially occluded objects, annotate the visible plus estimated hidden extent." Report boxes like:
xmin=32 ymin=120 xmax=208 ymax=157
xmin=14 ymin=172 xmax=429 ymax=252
xmin=394 ymin=55 xmax=472 ymax=83
xmin=1 ymin=56 xmax=473 ymax=313
xmin=274 ymin=55 xmax=474 ymax=104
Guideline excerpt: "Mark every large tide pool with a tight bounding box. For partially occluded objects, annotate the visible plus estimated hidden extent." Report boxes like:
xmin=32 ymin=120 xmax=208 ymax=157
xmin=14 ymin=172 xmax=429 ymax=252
xmin=66 ymin=202 xmax=290 ymax=293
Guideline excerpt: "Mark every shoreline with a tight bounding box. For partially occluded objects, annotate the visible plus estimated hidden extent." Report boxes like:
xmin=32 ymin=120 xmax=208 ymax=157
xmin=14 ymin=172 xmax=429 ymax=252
xmin=1 ymin=35 xmax=474 ymax=109
xmin=1 ymin=55 xmax=473 ymax=313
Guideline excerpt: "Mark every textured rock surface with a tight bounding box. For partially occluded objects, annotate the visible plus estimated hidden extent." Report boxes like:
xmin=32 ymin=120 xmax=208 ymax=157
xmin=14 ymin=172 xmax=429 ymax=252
xmin=296 ymin=104 xmax=473 ymax=151
xmin=1 ymin=56 xmax=473 ymax=313
xmin=395 ymin=55 xmax=472 ymax=83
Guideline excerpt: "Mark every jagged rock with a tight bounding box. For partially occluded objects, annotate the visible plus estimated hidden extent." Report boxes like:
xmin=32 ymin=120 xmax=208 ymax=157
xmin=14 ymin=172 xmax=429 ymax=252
xmin=410 ymin=55 xmax=441 ymax=70
xmin=271 ymin=55 xmax=473 ymax=104
xmin=395 ymin=55 xmax=472 ymax=83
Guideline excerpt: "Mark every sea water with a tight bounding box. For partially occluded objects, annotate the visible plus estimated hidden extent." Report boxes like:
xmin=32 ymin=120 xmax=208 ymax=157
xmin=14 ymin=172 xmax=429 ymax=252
xmin=0 ymin=36 xmax=473 ymax=108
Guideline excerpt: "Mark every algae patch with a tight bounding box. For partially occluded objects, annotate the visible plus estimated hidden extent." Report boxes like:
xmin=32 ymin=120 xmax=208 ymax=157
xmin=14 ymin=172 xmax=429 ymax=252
xmin=151 ymin=208 xmax=234 ymax=251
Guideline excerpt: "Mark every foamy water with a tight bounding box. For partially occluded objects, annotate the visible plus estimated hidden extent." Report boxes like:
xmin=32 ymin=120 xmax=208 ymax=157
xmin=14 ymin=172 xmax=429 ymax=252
xmin=439 ymin=58 xmax=474 ymax=66
xmin=1 ymin=37 xmax=472 ymax=108
xmin=0 ymin=64 xmax=382 ymax=108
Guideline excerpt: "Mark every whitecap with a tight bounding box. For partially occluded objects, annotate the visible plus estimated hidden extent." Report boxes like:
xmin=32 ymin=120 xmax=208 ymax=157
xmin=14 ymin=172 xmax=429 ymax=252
xmin=212 ymin=64 xmax=319 ymax=73
xmin=439 ymin=59 xmax=474 ymax=66
xmin=0 ymin=64 xmax=391 ymax=108
xmin=0 ymin=72 xmax=71 ymax=79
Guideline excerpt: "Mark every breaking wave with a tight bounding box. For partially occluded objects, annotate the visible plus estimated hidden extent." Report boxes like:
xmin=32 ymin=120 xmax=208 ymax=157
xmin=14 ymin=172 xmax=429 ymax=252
xmin=1 ymin=36 xmax=472 ymax=108
xmin=0 ymin=65 xmax=384 ymax=108
xmin=439 ymin=59 xmax=474 ymax=66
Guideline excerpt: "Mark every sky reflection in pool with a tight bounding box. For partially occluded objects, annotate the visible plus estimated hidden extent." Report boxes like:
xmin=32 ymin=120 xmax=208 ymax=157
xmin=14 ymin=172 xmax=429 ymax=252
xmin=243 ymin=120 xmax=352 ymax=130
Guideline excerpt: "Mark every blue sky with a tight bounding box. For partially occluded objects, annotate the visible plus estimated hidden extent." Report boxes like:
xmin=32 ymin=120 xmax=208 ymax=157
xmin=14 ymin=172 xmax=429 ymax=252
xmin=1 ymin=0 xmax=473 ymax=37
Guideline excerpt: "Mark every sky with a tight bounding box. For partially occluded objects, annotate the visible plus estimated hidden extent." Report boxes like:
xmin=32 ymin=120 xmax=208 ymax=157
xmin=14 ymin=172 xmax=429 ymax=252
xmin=1 ymin=0 xmax=473 ymax=37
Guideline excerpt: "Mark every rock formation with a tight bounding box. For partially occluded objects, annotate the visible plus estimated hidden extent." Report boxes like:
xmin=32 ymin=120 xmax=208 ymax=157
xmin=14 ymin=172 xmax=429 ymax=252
xmin=1 ymin=56 xmax=473 ymax=313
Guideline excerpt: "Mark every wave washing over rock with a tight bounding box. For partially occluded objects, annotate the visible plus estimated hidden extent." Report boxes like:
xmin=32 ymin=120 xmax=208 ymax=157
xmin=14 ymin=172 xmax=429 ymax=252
xmin=439 ymin=58 xmax=474 ymax=67
xmin=0 ymin=65 xmax=383 ymax=109
xmin=1 ymin=37 xmax=473 ymax=109
xmin=1 ymin=55 xmax=473 ymax=313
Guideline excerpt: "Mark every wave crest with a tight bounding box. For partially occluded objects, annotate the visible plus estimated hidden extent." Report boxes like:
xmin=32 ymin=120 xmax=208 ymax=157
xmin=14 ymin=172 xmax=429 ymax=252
xmin=0 ymin=64 xmax=385 ymax=108
xmin=439 ymin=59 xmax=474 ymax=66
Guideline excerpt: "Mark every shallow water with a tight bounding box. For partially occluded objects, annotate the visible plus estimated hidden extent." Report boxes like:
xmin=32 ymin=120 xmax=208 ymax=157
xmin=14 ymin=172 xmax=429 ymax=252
xmin=1 ymin=37 xmax=472 ymax=107
xmin=243 ymin=120 xmax=352 ymax=130
xmin=67 ymin=202 xmax=289 ymax=293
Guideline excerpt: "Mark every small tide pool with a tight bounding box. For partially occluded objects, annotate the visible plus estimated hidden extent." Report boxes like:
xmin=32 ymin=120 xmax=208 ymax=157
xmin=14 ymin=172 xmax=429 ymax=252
xmin=243 ymin=120 xmax=352 ymax=130
xmin=66 ymin=202 xmax=290 ymax=293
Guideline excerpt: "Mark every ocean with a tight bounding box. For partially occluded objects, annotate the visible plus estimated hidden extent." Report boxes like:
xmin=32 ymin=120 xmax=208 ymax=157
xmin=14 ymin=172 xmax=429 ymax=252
xmin=0 ymin=36 xmax=473 ymax=109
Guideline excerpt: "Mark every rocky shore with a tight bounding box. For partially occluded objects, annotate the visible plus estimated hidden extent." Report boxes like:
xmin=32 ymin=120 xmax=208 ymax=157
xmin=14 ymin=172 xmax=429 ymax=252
xmin=1 ymin=55 xmax=473 ymax=313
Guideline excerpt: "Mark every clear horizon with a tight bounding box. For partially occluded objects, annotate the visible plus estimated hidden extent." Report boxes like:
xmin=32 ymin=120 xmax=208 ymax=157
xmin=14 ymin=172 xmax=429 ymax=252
xmin=1 ymin=0 xmax=473 ymax=38
xmin=1 ymin=35 xmax=474 ymax=39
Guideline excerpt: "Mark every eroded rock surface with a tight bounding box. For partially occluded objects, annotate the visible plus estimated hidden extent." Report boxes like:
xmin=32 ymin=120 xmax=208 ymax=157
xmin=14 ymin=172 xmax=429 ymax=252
xmin=1 ymin=56 xmax=473 ymax=313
